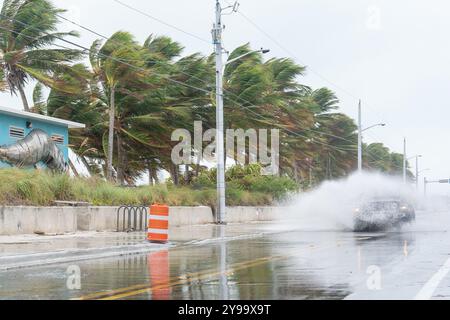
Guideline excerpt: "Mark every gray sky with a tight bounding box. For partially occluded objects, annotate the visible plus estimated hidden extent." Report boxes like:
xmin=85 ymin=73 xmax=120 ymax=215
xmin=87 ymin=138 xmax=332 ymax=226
xmin=2 ymin=0 xmax=450 ymax=195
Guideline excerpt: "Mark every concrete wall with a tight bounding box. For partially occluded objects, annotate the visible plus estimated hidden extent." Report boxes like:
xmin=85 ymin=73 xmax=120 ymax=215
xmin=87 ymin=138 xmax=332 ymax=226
xmin=0 ymin=206 xmax=283 ymax=235
xmin=225 ymin=207 xmax=283 ymax=223
xmin=0 ymin=206 xmax=77 ymax=235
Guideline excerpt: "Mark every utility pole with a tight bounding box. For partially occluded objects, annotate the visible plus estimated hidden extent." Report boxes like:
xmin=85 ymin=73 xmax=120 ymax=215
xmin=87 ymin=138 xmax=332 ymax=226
xmin=358 ymin=100 xmax=363 ymax=172
xmin=212 ymin=0 xmax=233 ymax=224
xmin=416 ymin=156 xmax=420 ymax=190
xmin=356 ymin=101 xmax=386 ymax=174
xmin=424 ymin=177 xmax=427 ymax=198
xmin=403 ymin=138 xmax=407 ymax=184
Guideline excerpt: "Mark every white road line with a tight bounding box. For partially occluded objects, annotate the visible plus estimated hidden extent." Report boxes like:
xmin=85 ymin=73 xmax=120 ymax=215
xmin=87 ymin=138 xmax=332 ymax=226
xmin=414 ymin=257 xmax=450 ymax=300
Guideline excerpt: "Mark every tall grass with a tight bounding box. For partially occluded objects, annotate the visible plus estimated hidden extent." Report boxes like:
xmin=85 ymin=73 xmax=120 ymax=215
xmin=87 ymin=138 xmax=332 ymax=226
xmin=0 ymin=169 xmax=280 ymax=207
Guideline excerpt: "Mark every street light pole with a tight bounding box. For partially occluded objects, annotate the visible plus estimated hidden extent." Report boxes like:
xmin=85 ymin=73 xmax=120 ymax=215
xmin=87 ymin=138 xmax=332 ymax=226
xmin=416 ymin=156 xmax=419 ymax=190
xmin=358 ymin=100 xmax=363 ymax=172
xmin=424 ymin=177 xmax=428 ymax=198
xmin=212 ymin=1 xmax=267 ymax=224
xmin=213 ymin=0 xmax=226 ymax=224
xmin=357 ymin=100 xmax=386 ymax=173
xmin=403 ymin=138 xmax=407 ymax=184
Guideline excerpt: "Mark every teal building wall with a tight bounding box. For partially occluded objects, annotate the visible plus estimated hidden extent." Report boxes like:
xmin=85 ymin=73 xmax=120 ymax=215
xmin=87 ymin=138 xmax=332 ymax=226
xmin=0 ymin=114 xmax=69 ymax=169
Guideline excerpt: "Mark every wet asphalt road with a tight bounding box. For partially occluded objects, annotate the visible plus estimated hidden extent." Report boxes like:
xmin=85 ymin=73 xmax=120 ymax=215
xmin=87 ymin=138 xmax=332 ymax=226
xmin=1 ymin=211 xmax=450 ymax=300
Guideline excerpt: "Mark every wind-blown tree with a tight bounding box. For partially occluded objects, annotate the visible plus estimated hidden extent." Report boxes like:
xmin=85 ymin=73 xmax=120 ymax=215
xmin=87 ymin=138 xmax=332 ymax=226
xmin=313 ymin=113 xmax=358 ymax=180
xmin=217 ymin=44 xmax=360 ymax=185
xmin=90 ymin=31 xmax=147 ymax=181
xmin=223 ymin=44 xmax=271 ymax=131
xmin=261 ymin=57 xmax=313 ymax=181
xmin=364 ymin=143 xmax=412 ymax=177
xmin=110 ymin=35 xmax=213 ymax=185
xmin=0 ymin=0 xmax=82 ymax=111
xmin=166 ymin=52 xmax=214 ymax=183
xmin=308 ymin=88 xmax=358 ymax=181
xmin=85 ymin=34 xmax=214 ymax=185
xmin=33 ymin=27 xmax=400 ymax=188
xmin=33 ymin=63 xmax=107 ymax=174
xmin=222 ymin=44 xmax=307 ymax=167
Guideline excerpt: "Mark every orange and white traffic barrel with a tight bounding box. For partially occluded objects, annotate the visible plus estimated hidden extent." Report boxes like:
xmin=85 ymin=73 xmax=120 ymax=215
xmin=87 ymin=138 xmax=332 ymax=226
xmin=147 ymin=204 xmax=169 ymax=243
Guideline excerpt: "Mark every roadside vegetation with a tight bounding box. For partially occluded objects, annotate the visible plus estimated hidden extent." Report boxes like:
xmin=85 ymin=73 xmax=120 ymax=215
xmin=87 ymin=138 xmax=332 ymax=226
xmin=0 ymin=167 xmax=297 ymax=207
xmin=0 ymin=0 xmax=413 ymax=206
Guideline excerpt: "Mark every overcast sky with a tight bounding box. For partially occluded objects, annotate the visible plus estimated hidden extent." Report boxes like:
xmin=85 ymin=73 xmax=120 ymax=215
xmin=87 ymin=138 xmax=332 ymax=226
xmin=2 ymin=0 xmax=450 ymax=194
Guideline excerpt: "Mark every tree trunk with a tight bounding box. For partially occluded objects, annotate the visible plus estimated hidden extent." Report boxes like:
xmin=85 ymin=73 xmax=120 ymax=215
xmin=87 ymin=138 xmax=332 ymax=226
xmin=81 ymin=156 xmax=93 ymax=177
xmin=171 ymin=164 xmax=179 ymax=186
xmin=195 ymin=152 xmax=201 ymax=177
xmin=106 ymin=86 xmax=116 ymax=181
xmin=185 ymin=164 xmax=190 ymax=184
xmin=117 ymin=133 xmax=125 ymax=185
xmin=153 ymin=167 xmax=160 ymax=184
xmin=294 ymin=161 xmax=299 ymax=184
xmin=147 ymin=160 xmax=154 ymax=186
xmin=18 ymin=83 xmax=30 ymax=112
xmin=68 ymin=159 xmax=79 ymax=177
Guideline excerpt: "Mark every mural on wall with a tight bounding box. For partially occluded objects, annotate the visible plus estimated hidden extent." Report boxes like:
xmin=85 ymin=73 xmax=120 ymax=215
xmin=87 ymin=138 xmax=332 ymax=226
xmin=0 ymin=129 xmax=67 ymax=172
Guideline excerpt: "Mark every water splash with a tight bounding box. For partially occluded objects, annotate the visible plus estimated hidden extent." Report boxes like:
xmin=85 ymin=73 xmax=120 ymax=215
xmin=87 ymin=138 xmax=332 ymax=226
xmin=283 ymin=172 xmax=416 ymax=231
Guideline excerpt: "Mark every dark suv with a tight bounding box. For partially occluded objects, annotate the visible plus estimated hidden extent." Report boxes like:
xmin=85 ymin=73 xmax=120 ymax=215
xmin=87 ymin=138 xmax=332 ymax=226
xmin=353 ymin=198 xmax=416 ymax=232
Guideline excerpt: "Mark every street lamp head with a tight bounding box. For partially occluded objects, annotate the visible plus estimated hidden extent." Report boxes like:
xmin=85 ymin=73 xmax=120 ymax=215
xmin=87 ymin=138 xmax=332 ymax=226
xmin=261 ymin=48 xmax=270 ymax=54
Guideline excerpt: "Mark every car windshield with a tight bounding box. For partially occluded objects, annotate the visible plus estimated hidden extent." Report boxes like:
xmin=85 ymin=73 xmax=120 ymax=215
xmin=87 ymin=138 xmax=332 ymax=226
xmin=365 ymin=201 xmax=400 ymax=211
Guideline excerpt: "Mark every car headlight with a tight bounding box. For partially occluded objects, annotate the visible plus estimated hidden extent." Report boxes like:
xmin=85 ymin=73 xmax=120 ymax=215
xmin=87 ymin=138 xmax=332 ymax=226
xmin=353 ymin=208 xmax=361 ymax=215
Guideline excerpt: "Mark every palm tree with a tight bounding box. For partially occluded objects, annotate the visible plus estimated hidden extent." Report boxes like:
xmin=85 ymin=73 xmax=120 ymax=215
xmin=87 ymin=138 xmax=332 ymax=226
xmin=0 ymin=0 xmax=82 ymax=111
xmin=33 ymin=63 xmax=107 ymax=175
xmin=90 ymin=31 xmax=147 ymax=181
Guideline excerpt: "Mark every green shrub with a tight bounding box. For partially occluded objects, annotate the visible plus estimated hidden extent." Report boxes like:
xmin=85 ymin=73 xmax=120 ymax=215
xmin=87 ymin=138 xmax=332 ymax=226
xmin=194 ymin=164 xmax=298 ymax=201
xmin=0 ymin=167 xmax=297 ymax=207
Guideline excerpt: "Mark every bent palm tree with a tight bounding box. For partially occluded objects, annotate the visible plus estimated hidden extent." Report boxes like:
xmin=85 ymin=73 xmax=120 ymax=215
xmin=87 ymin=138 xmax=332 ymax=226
xmin=0 ymin=0 xmax=82 ymax=111
xmin=90 ymin=31 xmax=147 ymax=181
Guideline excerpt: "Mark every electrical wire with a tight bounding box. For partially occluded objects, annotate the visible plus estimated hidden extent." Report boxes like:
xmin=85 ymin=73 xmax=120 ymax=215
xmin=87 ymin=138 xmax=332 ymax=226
xmin=0 ymin=12 xmax=372 ymax=158
xmin=104 ymin=0 xmax=410 ymax=167
xmin=111 ymin=0 xmax=211 ymax=44
xmin=224 ymin=1 xmax=389 ymax=129
xmin=56 ymin=6 xmax=362 ymax=152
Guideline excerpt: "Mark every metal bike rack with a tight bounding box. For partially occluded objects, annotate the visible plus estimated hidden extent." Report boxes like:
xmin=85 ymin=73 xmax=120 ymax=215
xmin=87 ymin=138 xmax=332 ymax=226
xmin=116 ymin=206 xmax=148 ymax=232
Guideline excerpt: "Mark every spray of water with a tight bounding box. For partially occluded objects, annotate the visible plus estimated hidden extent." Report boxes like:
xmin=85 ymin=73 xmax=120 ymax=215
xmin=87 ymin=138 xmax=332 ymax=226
xmin=283 ymin=172 xmax=417 ymax=231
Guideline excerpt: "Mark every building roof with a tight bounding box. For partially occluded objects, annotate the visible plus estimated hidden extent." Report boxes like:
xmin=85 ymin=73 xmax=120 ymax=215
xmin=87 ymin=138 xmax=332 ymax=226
xmin=0 ymin=105 xmax=85 ymax=129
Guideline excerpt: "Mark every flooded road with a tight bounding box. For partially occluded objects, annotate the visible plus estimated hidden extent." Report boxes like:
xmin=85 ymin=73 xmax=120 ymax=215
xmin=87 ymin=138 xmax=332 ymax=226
xmin=1 ymin=211 xmax=450 ymax=300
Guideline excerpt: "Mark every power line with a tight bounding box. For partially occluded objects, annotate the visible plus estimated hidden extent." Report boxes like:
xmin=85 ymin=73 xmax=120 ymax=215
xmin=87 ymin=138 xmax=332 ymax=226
xmin=0 ymin=12 xmax=363 ymax=156
xmin=57 ymin=13 xmax=108 ymax=41
xmin=0 ymin=26 xmax=361 ymax=170
xmin=70 ymin=1 xmax=402 ymax=163
xmin=107 ymin=1 xmax=377 ymax=166
xmin=111 ymin=0 xmax=211 ymax=44
xmin=234 ymin=7 xmax=407 ymax=161
xmin=0 ymin=13 xmax=213 ymax=96
xmin=25 ymin=11 xmax=358 ymax=154
xmin=226 ymin=1 xmax=388 ymax=128
xmin=57 ymin=8 xmax=361 ymax=152
xmin=56 ymin=12 xmax=215 ymax=80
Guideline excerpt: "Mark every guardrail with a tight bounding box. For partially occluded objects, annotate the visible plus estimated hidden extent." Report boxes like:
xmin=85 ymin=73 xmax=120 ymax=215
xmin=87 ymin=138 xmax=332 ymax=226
xmin=116 ymin=206 xmax=148 ymax=232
